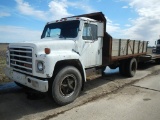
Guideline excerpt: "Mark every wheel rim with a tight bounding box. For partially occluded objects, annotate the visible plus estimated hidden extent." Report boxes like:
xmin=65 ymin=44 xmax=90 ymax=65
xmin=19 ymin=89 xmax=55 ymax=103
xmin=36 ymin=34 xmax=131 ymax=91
xmin=60 ymin=74 xmax=77 ymax=96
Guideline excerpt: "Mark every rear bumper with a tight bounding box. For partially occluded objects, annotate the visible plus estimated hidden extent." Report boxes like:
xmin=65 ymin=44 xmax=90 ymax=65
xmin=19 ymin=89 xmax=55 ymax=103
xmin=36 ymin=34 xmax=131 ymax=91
xmin=4 ymin=67 xmax=48 ymax=92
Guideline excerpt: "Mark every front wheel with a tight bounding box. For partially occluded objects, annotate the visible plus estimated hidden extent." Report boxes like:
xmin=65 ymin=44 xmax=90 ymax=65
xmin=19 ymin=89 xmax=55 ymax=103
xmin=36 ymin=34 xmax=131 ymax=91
xmin=50 ymin=66 xmax=82 ymax=106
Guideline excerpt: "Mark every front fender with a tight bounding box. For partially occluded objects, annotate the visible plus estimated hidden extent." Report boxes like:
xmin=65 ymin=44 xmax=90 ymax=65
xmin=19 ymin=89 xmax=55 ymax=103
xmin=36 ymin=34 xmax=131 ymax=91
xmin=37 ymin=51 xmax=86 ymax=81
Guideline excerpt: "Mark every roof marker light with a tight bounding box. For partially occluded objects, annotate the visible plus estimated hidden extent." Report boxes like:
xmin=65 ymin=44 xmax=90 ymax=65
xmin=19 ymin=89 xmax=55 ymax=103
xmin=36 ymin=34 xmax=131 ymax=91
xmin=63 ymin=18 xmax=67 ymax=21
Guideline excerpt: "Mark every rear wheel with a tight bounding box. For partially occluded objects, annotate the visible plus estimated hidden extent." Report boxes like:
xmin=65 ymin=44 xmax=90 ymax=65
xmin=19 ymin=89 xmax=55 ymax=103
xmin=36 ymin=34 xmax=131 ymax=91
xmin=119 ymin=61 xmax=126 ymax=76
xmin=125 ymin=58 xmax=137 ymax=77
xmin=50 ymin=66 xmax=82 ymax=106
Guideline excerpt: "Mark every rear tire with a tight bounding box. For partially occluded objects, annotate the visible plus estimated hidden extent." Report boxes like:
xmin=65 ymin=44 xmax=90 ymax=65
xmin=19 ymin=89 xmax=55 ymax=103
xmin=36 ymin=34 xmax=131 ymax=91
xmin=119 ymin=61 xmax=126 ymax=76
xmin=125 ymin=58 xmax=137 ymax=77
xmin=50 ymin=66 xmax=82 ymax=106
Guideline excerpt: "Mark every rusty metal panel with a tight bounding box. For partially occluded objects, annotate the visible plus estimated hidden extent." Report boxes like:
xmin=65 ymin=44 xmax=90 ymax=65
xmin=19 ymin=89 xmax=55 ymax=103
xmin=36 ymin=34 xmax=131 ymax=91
xmin=111 ymin=52 xmax=147 ymax=61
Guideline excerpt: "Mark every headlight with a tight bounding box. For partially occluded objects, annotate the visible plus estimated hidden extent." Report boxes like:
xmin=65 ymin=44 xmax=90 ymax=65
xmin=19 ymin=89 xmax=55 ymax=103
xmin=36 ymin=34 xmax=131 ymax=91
xmin=37 ymin=61 xmax=44 ymax=71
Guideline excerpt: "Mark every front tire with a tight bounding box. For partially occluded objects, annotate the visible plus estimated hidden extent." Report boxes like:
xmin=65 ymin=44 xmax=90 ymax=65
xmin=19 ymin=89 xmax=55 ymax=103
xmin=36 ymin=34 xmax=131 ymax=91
xmin=51 ymin=66 xmax=82 ymax=106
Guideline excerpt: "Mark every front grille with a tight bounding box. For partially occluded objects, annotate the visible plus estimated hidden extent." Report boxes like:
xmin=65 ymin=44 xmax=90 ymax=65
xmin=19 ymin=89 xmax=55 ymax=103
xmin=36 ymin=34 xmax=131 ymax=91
xmin=9 ymin=47 xmax=33 ymax=74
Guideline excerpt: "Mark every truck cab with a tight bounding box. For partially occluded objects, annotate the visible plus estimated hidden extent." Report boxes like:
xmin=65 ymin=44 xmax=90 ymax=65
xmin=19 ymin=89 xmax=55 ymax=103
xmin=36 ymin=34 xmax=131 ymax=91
xmin=5 ymin=12 xmax=105 ymax=105
xmin=153 ymin=39 xmax=160 ymax=53
xmin=41 ymin=17 xmax=104 ymax=68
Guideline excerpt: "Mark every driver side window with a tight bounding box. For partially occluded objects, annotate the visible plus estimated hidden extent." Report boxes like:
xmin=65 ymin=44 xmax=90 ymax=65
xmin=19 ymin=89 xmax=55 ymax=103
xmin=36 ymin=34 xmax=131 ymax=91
xmin=82 ymin=23 xmax=98 ymax=40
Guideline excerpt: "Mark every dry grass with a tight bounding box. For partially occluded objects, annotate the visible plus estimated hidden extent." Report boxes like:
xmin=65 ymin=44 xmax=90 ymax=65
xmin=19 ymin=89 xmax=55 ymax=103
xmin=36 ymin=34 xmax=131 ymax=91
xmin=0 ymin=43 xmax=11 ymax=84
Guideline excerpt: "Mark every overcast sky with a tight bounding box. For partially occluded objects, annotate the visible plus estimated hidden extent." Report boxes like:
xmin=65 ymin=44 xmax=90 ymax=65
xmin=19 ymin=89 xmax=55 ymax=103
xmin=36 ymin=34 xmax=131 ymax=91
xmin=0 ymin=0 xmax=160 ymax=46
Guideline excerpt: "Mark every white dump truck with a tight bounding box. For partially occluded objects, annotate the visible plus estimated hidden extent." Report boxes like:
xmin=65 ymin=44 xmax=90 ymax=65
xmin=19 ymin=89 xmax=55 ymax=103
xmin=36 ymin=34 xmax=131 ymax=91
xmin=4 ymin=12 xmax=159 ymax=105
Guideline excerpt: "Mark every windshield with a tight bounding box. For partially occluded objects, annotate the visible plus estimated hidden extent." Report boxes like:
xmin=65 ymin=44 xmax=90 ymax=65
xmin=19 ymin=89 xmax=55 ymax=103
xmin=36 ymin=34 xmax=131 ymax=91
xmin=41 ymin=20 xmax=80 ymax=39
xmin=157 ymin=39 xmax=160 ymax=44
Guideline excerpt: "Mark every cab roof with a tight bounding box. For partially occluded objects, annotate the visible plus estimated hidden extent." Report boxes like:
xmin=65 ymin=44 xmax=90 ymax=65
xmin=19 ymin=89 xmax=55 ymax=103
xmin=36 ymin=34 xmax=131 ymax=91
xmin=47 ymin=12 xmax=106 ymax=25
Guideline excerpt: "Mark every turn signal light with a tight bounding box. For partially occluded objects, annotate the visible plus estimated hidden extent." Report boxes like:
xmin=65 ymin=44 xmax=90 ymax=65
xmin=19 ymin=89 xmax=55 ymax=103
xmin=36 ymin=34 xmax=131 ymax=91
xmin=44 ymin=48 xmax=51 ymax=54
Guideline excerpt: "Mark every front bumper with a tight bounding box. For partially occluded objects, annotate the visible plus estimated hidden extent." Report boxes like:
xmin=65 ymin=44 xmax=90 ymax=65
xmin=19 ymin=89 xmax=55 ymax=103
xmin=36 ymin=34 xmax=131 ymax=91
xmin=4 ymin=67 xmax=48 ymax=92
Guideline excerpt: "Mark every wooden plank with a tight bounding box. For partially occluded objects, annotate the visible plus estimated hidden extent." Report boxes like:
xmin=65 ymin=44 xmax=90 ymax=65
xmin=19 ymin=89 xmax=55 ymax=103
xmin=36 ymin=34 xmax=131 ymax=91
xmin=139 ymin=41 xmax=143 ymax=53
xmin=126 ymin=39 xmax=129 ymax=55
xmin=138 ymin=41 xmax=140 ymax=53
xmin=142 ymin=41 xmax=144 ymax=53
xmin=120 ymin=40 xmax=128 ymax=56
xmin=133 ymin=40 xmax=135 ymax=54
xmin=146 ymin=41 xmax=148 ymax=52
xmin=128 ymin=40 xmax=134 ymax=54
xmin=134 ymin=41 xmax=139 ymax=54
xmin=145 ymin=41 xmax=148 ymax=52
xmin=118 ymin=39 xmax=121 ymax=56
xmin=112 ymin=39 xmax=119 ymax=56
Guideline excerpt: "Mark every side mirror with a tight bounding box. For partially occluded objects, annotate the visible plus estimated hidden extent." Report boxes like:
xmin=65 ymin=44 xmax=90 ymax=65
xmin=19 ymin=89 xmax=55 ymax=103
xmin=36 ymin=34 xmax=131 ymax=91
xmin=155 ymin=41 xmax=157 ymax=45
xmin=97 ymin=22 xmax=104 ymax=37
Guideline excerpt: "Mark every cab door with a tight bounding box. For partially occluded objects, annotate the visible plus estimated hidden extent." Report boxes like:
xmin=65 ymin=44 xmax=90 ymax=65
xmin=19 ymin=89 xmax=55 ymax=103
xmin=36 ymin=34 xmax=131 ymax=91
xmin=80 ymin=22 xmax=102 ymax=68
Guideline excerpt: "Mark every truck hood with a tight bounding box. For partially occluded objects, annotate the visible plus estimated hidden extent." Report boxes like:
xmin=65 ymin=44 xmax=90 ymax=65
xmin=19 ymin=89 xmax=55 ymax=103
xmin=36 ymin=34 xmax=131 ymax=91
xmin=9 ymin=38 xmax=76 ymax=54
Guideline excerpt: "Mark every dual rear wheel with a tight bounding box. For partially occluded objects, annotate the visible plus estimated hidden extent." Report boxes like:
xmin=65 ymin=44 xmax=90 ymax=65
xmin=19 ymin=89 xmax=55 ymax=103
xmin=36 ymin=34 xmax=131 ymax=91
xmin=119 ymin=58 xmax=137 ymax=77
